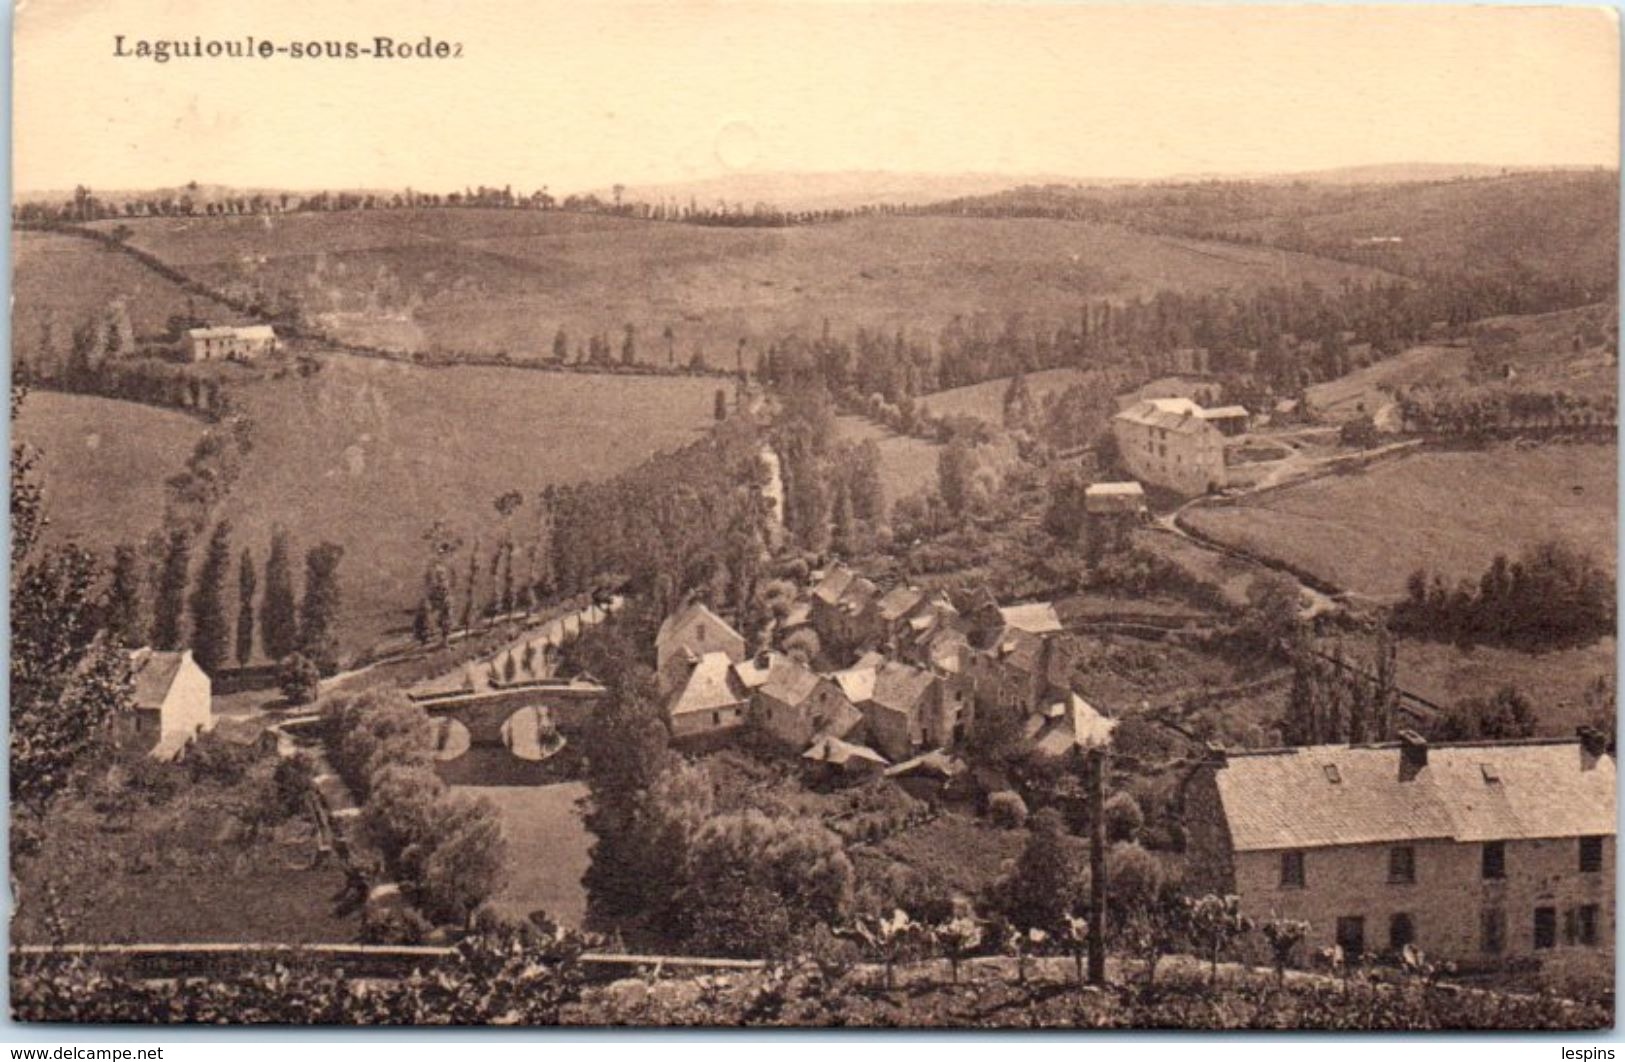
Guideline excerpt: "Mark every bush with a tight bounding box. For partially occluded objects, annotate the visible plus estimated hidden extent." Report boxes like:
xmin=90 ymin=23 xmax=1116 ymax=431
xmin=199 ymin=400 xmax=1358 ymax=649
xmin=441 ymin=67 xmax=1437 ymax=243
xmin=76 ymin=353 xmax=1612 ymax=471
xmin=359 ymin=904 xmax=433 ymax=945
xmin=272 ymin=752 xmax=317 ymax=817
xmin=987 ymin=790 xmax=1029 ymax=829
xmin=1104 ymin=791 xmax=1145 ymax=844
xmin=184 ymin=733 xmax=258 ymax=786
xmin=278 ymin=652 xmax=322 ymax=706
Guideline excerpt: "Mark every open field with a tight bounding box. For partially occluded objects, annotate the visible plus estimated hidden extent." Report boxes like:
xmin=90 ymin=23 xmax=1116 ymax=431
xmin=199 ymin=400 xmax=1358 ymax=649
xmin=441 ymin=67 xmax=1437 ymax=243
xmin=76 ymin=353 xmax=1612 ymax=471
xmin=1182 ymin=444 xmax=1617 ymax=600
xmin=835 ymin=415 xmax=944 ymax=508
xmin=919 ymin=367 xmax=1103 ymax=424
xmin=14 ymin=391 xmax=204 ymax=556
xmin=1395 ymin=637 xmax=1615 ymax=735
xmin=82 ymin=210 xmax=1392 ymax=362
xmin=21 ymin=357 xmax=720 ymax=656
xmin=217 ymin=355 xmax=719 ymax=653
xmin=12 ymin=230 xmax=250 ymax=356
xmin=1306 ymin=344 xmax=1472 ymax=422
xmin=463 ymin=782 xmax=591 ymax=929
xmin=1307 ymin=303 xmax=1618 ymax=422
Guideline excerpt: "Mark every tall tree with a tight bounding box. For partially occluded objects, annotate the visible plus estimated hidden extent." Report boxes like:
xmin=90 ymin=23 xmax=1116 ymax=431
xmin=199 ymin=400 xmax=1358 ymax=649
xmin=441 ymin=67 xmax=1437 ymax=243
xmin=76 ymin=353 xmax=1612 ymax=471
xmin=103 ymin=543 xmax=145 ymax=649
xmin=11 ymin=387 xmax=131 ymax=813
xmin=188 ymin=521 xmax=233 ymax=673
xmin=235 ymin=547 xmax=257 ymax=667
xmin=150 ymin=528 xmax=192 ymax=651
xmin=261 ymin=527 xmax=300 ymax=661
xmin=298 ymin=542 xmax=345 ymax=675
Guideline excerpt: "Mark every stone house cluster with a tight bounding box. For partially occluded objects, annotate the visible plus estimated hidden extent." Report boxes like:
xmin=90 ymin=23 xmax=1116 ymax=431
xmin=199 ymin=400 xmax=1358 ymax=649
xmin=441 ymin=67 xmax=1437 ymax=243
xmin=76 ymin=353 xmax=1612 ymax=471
xmin=1183 ymin=730 xmax=1615 ymax=969
xmin=656 ymin=564 xmax=1115 ymax=775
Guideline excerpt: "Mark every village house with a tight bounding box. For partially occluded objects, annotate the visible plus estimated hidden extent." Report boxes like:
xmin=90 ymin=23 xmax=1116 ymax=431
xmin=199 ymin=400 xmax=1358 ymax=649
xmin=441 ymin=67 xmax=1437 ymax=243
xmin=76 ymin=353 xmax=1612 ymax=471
xmin=655 ymin=602 xmax=746 ymax=694
xmin=810 ymin=564 xmax=882 ymax=651
xmin=665 ymin=650 xmax=751 ymax=740
xmin=127 ymin=647 xmax=214 ymax=761
xmin=1024 ymin=692 xmax=1117 ymax=762
xmin=739 ymin=650 xmax=864 ymax=751
xmin=1112 ymin=397 xmax=1228 ymax=496
xmin=1183 ymin=732 xmax=1616 ymax=968
xmin=184 ymin=324 xmax=277 ymax=362
xmin=961 ymin=622 xmax=1074 ymax=722
xmin=803 ymin=734 xmax=890 ymax=781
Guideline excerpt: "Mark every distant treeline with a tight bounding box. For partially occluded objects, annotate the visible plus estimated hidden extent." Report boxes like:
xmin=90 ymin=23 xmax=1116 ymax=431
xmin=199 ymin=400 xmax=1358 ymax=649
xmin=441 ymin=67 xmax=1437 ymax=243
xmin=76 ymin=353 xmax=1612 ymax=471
xmin=13 ymin=182 xmax=912 ymax=228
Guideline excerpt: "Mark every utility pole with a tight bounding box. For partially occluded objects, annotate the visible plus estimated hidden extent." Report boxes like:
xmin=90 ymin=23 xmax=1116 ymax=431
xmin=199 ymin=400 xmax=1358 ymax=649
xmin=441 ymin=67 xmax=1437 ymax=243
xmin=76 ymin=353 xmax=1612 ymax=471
xmin=1087 ymin=744 xmax=1108 ymax=986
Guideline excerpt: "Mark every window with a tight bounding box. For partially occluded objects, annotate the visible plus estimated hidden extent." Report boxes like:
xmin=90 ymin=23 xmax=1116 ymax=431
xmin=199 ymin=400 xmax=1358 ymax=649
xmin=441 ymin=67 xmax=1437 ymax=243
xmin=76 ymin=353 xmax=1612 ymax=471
xmin=1480 ymin=908 xmax=1505 ymax=954
xmin=1388 ymin=845 xmax=1416 ymax=884
xmin=1388 ymin=913 xmax=1415 ymax=952
xmin=711 ymin=711 xmax=722 ymax=727
xmin=1534 ymin=906 xmax=1557 ymax=950
xmin=1280 ymin=850 xmax=1305 ymax=889
xmin=1335 ymin=916 xmax=1365 ymax=957
xmin=1577 ymin=904 xmax=1600 ymax=947
xmin=1579 ymin=836 xmax=1604 ymax=873
xmin=1481 ymin=842 xmax=1506 ymax=880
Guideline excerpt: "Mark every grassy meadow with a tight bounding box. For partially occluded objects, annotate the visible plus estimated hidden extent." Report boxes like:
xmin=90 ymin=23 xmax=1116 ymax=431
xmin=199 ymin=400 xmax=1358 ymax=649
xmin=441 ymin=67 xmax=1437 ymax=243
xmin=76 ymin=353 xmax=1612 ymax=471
xmin=918 ymin=367 xmax=1104 ymax=424
xmin=464 ymin=782 xmax=592 ymax=929
xmin=11 ymin=230 xmax=251 ymax=353
xmin=14 ymin=391 xmax=204 ymax=555
xmin=84 ymin=209 xmax=1390 ymax=363
xmin=1182 ymin=444 xmax=1617 ymax=600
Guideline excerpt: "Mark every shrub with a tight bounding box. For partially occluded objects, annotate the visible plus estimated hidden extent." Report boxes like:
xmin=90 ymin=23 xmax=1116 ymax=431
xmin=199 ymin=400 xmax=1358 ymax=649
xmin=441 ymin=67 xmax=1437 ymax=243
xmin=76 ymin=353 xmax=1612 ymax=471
xmin=184 ymin=733 xmax=258 ymax=786
xmin=360 ymin=904 xmax=433 ymax=945
xmin=271 ymin=752 xmax=317 ymax=817
xmin=278 ymin=652 xmax=322 ymax=706
xmin=1104 ymin=791 xmax=1144 ymax=843
xmin=987 ymin=790 xmax=1029 ymax=829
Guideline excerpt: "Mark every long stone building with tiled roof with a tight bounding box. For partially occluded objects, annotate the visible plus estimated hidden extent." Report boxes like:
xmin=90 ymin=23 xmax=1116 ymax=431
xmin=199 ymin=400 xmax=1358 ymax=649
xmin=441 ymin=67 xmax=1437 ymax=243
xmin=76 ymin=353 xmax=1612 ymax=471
xmin=1183 ymin=731 xmax=1615 ymax=969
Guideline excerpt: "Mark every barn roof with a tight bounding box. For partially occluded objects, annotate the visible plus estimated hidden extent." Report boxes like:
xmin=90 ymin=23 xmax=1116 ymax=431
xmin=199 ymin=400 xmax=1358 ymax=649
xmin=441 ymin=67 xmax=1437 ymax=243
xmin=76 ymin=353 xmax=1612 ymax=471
xmin=668 ymin=651 xmax=748 ymax=717
xmin=129 ymin=648 xmax=189 ymax=710
xmin=1212 ymin=739 xmax=1616 ymax=852
xmin=655 ymin=602 xmax=739 ymax=653
xmin=999 ymin=602 xmax=1063 ymax=635
xmin=1114 ymin=398 xmax=1219 ymax=436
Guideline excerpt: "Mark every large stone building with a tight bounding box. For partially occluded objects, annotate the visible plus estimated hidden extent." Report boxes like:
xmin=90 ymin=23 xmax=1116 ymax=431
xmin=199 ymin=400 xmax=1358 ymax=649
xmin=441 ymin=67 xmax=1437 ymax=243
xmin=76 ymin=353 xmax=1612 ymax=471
xmin=1183 ymin=732 xmax=1615 ymax=968
xmin=1112 ymin=397 xmax=1228 ymax=496
xmin=185 ymin=324 xmax=277 ymax=362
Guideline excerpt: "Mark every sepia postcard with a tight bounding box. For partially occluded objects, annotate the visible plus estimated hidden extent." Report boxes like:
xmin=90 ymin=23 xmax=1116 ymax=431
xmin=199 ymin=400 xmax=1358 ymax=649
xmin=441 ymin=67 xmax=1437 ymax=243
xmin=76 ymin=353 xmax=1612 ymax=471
xmin=6 ymin=0 xmax=1620 ymax=1033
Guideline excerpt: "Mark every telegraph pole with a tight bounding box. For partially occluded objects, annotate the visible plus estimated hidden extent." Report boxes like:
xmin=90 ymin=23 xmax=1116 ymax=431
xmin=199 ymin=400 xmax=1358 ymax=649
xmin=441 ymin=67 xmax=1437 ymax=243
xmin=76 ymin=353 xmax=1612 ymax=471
xmin=1087 ymin=745 xmax=1108 ymax=985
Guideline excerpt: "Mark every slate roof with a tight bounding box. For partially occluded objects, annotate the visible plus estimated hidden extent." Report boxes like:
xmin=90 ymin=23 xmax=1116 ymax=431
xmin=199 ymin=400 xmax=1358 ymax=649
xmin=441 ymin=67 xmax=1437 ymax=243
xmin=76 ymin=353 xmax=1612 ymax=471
xmin=1213 ymin=739 xmax=1617 ymax=852
xmin=830 ymin=663 xmax=873 ymax=703
xmin=129 ymin=649 xmax=187 ymax=711
xmin=655 ymin=602 xmax=740 ymax=653
xmin=758 ymin=656 xmax=823 ymax=707
xmin=811 ymin=565 xmax=856 ymax=606
xmin=877 ymin=586 xmax=926 ymax=623
xmin=869 ymin=660 xmax=935 ymax=718
xmin=668 ymin=651 xmax=749 ymax=717
xmin=1029 ymin=694 xmax=1117 ymax=758
xmin=187 ymin=324 xmax=276 ymax=341
xmin=999 ymin=602 xmax=1063 ymax=635
xmin=1114 ymin=398 xmax=1219 ymax=435
xmin=804 ymin=735 xmax=889 ymax=770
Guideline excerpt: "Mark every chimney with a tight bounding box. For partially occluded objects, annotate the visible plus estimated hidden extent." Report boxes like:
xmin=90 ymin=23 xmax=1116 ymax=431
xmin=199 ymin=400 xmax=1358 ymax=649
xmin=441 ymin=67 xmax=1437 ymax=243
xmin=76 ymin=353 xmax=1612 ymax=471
xmin=755 ymin=649 xmax=773 ymax=670
xmin=1205 ymin=741 xmax=1228 ymax=769
xmin=1578 ymin=726 xmax=1609 ymax=769
xmin=1398 ymin=730 xmax=1428 ymax=781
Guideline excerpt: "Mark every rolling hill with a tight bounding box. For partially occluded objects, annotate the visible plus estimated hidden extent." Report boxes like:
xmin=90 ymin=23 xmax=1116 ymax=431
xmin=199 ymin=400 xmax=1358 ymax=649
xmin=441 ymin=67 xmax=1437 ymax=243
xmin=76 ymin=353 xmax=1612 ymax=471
xmin=926 ymin=170 xmax=1618 ymax=291
xmin=75 ymin=208 xmax=1394 ymax=364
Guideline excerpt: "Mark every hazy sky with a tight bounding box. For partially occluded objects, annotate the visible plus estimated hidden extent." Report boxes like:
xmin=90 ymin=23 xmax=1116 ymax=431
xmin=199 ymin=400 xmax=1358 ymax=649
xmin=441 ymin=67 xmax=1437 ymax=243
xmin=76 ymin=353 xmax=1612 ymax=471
xmin=14 ymin=0 xmax=1620 ymax=193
